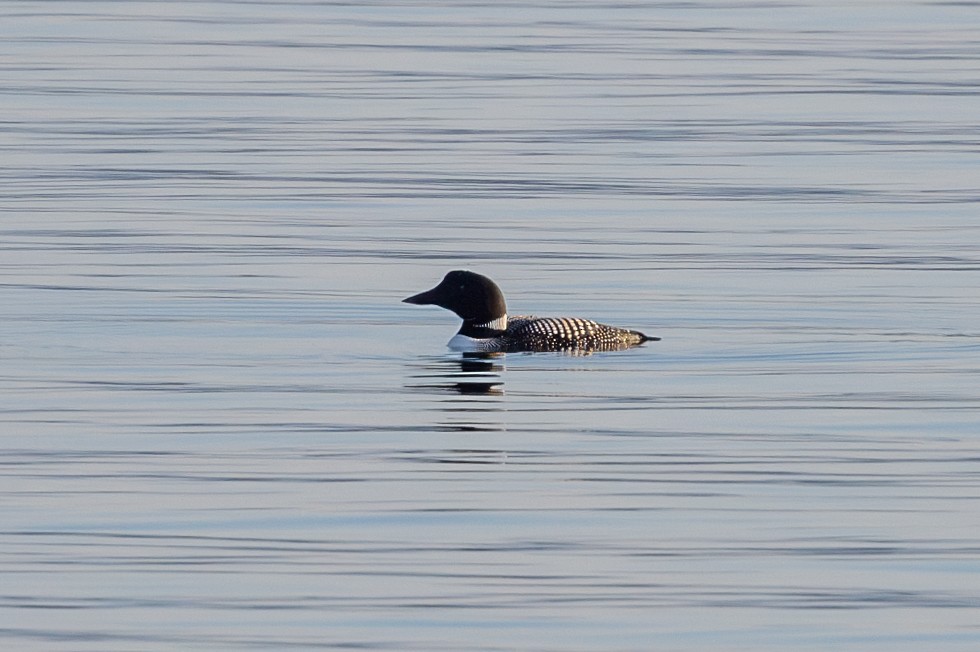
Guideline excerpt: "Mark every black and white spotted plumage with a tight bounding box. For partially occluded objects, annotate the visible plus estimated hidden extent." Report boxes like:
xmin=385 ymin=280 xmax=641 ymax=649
xmin=504 ymin=315 xmax=649 ymax=352
xmin=403 ymin=270 xmax=658 ymax=353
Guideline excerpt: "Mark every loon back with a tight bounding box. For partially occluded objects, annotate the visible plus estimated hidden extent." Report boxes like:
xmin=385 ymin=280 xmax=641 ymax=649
xmin=403 ymin=270 xmax=659 ymax=353
xmin=504 ymin=315 xmax=653 ymax=352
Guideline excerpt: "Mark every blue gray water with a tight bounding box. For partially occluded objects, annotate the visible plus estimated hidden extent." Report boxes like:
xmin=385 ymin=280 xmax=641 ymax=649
xmin=2 ymin=1 xmax=979 ymax=650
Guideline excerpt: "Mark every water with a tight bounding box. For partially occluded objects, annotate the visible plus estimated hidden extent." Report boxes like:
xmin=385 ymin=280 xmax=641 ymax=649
xmin=2 ymin=1 xmax=979 ymax=650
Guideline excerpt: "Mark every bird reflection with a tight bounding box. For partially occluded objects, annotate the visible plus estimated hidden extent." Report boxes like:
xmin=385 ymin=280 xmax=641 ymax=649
xmin=406 ymin=352 xmax=505 ymax=395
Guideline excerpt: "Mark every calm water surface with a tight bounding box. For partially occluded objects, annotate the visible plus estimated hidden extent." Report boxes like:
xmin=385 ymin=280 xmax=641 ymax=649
xmin=2 ymin=1 xmax=979 ymax=650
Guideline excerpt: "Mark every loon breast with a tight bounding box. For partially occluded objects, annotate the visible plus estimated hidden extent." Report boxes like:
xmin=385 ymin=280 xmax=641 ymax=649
xmin=447 ymin=333 xmax=505 ymax=352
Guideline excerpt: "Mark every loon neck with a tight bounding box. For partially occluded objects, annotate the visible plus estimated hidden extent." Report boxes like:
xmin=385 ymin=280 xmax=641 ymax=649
xmin=458 ymin=314 xmax=508 ymax=338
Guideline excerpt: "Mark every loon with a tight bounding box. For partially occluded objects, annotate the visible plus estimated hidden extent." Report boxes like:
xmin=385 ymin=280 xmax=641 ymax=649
xmin=403 ymin=270 xmax=659 ymax=353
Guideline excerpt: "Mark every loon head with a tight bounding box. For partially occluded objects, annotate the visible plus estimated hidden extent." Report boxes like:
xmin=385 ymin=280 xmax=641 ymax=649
xmin=403 ymin=270 xmax=507 ymax=333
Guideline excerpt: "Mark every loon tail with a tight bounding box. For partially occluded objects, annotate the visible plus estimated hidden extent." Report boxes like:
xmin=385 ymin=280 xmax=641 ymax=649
xmin=633 ymin=330 xmax=661 ymax=342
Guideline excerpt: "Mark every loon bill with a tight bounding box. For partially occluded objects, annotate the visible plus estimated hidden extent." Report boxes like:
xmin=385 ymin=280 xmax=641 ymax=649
xmin=403 ymin=270 xmax=659 ymax=353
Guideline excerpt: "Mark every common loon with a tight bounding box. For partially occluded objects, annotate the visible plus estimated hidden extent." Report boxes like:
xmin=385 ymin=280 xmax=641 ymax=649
xmin=403 ymin=270 xmax=659 ymax=353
